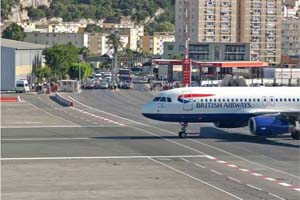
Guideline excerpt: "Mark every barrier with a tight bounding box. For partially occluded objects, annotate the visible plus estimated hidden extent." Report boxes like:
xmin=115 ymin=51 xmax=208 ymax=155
xmin=54 ymin=92 xmax=74 ymax=107
xmin=0 ymin=97 xmax=17 ymax=102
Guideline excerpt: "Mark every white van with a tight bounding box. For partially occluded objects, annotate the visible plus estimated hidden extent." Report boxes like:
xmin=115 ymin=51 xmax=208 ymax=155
xmin=16 ymin=80 xmax=30 ymax=93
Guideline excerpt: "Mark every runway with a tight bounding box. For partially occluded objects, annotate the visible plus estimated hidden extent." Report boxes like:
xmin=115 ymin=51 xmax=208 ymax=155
xmin=1 ymin=86 xmax=300 ymax=200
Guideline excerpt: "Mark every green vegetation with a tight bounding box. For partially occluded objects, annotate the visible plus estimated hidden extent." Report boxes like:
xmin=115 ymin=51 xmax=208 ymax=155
xmin=2 ymin=23 xmax=26 ymax=41
xmin=28 ymin=6 xmax=46 ymax=21
xmin=68 ymin=63 xmax=92 ymax=80
xmin=42 ymin=43 xmax=92 ymax=80
xmin=43 ymin=43 xmax=80 ymax=78
xmin=84 ymin=24 xmax=103 ymax=33
xmin=23 ymin=0 xmax=175 ymax=31
xmin=35 ymin=66 xmax=53 ymax=81
xmin=1 ymin=0 xmax=19 ymax=19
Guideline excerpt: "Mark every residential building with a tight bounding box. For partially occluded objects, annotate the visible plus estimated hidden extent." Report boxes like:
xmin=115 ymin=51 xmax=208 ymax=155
xmin=240 ymin=0 xmax=282 ymax=65
xmin=281 ymin=18 xmax=300 ymax=56
xmin=175 ymin=0 xmax=282 ymax=65
xmin=164 ymin=42 xmax=250 ymax=62
xmin=88 ymin=33 xmax=109 ymax=56
xmin=24 ymin=32 xmax=89 ymax=48
xmin=1 ymin=39 xmax=45 ymax=90
xmin=142 ymin=32 xmax=175 ymax=55
xmin=175 ymin=0 xmax=239 ymax=43
xmin=283 ymin=0 xmax=300 ymax=18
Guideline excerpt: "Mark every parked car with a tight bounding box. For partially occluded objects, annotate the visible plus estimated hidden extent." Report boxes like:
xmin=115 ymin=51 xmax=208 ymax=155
xmin=100 ymin=81 xmax=109 ymax=89
xmin=83 ymin=80 xmax=96 ymax=89
xmin=16 ymin=79 xmax=30 ymax=93
xmin=119 ymin=81 xmax=132 ymax=89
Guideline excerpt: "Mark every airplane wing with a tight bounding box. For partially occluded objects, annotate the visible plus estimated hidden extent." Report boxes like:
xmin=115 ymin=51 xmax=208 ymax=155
xmin=248 ymin=109 xmax=300 ymax=121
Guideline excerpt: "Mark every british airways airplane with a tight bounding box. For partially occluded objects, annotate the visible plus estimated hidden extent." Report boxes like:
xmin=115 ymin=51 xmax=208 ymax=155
xmin=141 ymin=87 xmax=300 ymax=140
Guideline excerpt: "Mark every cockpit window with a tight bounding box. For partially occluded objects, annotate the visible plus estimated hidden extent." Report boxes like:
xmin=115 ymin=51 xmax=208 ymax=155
xmin=160 ymin=97 xmax=166 ymax=102
xmin=153 ymin=97 xmax=161 ymax=102
xmin=167 ymin=97 xmax=172 ymax=102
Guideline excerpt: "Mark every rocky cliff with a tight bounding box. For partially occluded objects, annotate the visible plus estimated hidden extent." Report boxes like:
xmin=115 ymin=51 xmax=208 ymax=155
xmin=7 ymin=0 xmax=51 ymax=22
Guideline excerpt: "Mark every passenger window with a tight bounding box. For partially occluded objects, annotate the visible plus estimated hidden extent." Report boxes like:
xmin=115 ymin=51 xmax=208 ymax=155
xmin=160 ymin=97 xmax=166 ymax=102
xmin=153 ymin=97 xmax=161 ymax=102
xmin=167 ymin=97 xmax=172 ymax=102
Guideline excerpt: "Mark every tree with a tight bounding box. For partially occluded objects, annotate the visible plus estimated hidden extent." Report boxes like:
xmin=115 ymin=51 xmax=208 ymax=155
xmin=107 ymin=32 xmax=123 ymax=85
xmin=84 ymin=24 xmax=102 ymax=33
xmin=159 ymin=21 xmax=175 ymax=32
xmin=2 ymin=23 xmax=26 ymax=41
xmin=68 ymin=63 xmax=92 ymax=80
xmin=28 ymin=7 xmax=46 ymax=20
xmin=36 ymin=66 xmax=53 ymax=82
xmin=107 ymin=32 xmax=122 ymax=55
xmin=43 ymin=43 xmax=79 ymax=79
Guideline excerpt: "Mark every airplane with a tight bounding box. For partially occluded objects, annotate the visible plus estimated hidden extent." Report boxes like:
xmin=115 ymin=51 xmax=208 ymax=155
xmin=141 ymin=87 xmax=300 ymax=140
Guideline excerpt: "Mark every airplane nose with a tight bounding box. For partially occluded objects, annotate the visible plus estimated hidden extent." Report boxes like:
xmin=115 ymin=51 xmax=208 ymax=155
xmin=141 ymin=103 xmax=150 ymax=115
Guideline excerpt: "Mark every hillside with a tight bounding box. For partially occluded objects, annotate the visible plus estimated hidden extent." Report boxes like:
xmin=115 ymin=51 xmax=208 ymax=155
xmin=1 ymin=0 xmax=175 ymax=34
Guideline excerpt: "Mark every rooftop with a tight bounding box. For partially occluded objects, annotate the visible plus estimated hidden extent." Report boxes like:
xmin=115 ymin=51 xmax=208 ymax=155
xmin=1 ymin=38 xmax=46 ymax=50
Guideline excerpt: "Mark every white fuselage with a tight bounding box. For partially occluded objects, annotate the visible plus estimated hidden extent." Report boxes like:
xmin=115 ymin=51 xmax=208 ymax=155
xmin=141 ymin=87 xmax=300 ymax=124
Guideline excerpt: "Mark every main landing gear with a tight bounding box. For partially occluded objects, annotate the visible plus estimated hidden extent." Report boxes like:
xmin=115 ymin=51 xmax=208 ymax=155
xmin=291 ymin=131 xmax=300 ymax=140
xmin=179 ymin=122 xmax=188 ymax=138
xmin=291 ymin=121 xmax=300 ymax=140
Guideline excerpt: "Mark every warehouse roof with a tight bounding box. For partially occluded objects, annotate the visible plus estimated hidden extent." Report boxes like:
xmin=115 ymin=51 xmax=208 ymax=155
xmin=1 ymin=38 xmax=46 ymax=50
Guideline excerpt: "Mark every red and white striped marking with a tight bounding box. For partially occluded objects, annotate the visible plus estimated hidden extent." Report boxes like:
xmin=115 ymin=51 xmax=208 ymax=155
xmin=71 ymin=107 xmax=125 ymax=126
xmin=205 ymin=156 xmax=299 ymax=192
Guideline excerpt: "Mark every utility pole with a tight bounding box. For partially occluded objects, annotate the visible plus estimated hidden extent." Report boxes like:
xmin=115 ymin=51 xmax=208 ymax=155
xmin=182 ymin=0 xmax=192 ymax=87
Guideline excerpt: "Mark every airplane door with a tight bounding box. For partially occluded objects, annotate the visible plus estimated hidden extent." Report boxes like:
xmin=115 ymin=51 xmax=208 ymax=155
xmin=182 ymin=91 xmax=193 ymax=111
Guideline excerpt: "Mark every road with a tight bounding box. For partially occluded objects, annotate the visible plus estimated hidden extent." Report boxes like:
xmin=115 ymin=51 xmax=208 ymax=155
xmin=1 ymin=85 xmax=300 ymax=200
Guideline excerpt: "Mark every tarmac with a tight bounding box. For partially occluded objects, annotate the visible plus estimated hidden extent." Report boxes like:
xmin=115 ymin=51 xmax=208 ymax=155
xmin=1 ymin=84 xmax=300 ymax=200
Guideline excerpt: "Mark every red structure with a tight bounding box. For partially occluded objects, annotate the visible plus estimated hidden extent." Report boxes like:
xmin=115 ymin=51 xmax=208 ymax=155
xmin=182 ymin=0 xmax=191 ymax=86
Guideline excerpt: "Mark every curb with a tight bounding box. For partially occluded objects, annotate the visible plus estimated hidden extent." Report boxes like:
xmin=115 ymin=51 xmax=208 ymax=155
xmin=0 ymin=97 xmax=18 ymax=102
xmin=54 ymin=92 xmax=74 ymax=107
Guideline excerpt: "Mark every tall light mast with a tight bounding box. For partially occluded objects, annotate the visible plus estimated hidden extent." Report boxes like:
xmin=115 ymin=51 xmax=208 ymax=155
xmin=182 ymin=0 xmax=192 ymax=86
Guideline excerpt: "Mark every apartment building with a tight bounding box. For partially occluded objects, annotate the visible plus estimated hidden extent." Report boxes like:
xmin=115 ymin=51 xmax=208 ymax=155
xmin=24 ymin=32 xmax=89 ymax=48
xmin=175 ymin=0 xmax=239 ymax=43
xmin=175 ymin=0 xmax=282 ymax=65
xmin=282 ymin=18 xmax=300 ymax=56
xmin=142 ymin=32 xmax=175 ymax=55
xmin=240 ymin=0 xmax=282 ymax=65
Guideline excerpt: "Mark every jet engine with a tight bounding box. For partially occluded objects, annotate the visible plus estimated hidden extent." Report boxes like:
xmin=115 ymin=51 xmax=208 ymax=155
xmin=249 ymin=116 xmax=294 ymax=136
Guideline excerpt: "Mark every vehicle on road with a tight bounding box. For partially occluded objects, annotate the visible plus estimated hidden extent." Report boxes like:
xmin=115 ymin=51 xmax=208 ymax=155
xmin=82 ymin=79 xmax=96 ymax=89
xmin=16 ymin=79 xmax=30 ymax=93
xmin=119 ymin=80 xmax=132 ymax=89
xmin=141 ymin=87 xmax=300 ymax=140
xmin=100 ymin=80 xmax=109 ymax=89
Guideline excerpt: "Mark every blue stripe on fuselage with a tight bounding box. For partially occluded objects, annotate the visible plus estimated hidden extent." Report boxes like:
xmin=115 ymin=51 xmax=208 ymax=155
xmin=142 ymin=113 xmax=255 ymax=123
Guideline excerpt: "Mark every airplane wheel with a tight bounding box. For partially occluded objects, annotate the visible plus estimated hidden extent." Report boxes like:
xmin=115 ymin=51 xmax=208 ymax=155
xmin=291 ymin=131 xmax=300 ymax=140
xmin=179 ymin=131 xmax=187 ymax=138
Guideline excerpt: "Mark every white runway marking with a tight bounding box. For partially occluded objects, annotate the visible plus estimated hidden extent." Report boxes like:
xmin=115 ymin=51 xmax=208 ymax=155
xmin=1 ymin=155 xmax=209 ymax=161
xmin=194 ymin=163 xmax=206 ymax=169
xmin=227 ymin=177 xmax=241 ymax=183
xmin=149 ymin=158 xmax=243 ymax=200
xmin=268 ymin=193 xmax=286 ymax=200
xmin=278 ymin=182 xmax=292 ymax=187
xmin=246 ymin=184 xmax=262 ymax=191
xmin=180 ymin=158 xmax=191 ymax=163
xmin=26 ymin=100 xmax=78 ymax=126
xmin=210 ymin=170 xmax=223 ymax=175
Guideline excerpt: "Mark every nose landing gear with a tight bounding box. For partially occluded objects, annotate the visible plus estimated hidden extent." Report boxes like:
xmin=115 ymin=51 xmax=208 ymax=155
xmin=179 ymin=122 xmax=188 ymax=138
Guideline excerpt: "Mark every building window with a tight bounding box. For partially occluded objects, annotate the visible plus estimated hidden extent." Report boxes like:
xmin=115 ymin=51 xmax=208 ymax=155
xmin=167 ymin=45 xmax=174 ymax=51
